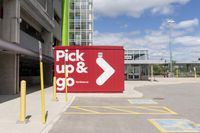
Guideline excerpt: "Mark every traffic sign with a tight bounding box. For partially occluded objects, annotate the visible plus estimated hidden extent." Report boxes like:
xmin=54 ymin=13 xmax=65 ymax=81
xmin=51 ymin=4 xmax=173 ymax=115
xmin=54 ymin=46 xmax=124 ymax=93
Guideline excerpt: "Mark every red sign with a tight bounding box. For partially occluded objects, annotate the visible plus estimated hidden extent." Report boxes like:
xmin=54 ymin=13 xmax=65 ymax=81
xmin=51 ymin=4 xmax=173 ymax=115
xmin=54 ymin=46 xmax=124 ymax=93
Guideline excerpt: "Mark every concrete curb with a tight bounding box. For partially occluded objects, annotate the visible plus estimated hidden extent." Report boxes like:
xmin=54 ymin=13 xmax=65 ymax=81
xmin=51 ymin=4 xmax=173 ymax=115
xmin=41 ymin=96 xmax=75 ymax=133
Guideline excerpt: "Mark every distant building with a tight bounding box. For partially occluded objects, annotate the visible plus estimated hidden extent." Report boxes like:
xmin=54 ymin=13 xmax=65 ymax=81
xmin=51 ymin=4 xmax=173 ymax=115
xmin=125 ymin=50 xmax=149 ymax=80
xmin=69 ymin=0 xmax=93 ymax=46
xmin=125 ymin=50 xmax=200 ymax=79
xmin=175 ymin=61 xmax=200 ymax=77
xmin=124 ymin=50 xmax=165 ymax=80
xmin=0 ymin=0 xmax=62 ymax=94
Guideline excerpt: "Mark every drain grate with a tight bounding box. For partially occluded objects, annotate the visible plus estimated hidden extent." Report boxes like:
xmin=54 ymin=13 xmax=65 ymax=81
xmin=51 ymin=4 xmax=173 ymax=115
xmin=153 ymin=97 xmax=164 ymax=100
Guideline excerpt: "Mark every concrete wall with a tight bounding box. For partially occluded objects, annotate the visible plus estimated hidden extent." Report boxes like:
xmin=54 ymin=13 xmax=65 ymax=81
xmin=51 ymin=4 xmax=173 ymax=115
xmin=0 ymin=52 xmax=18 ymax=94
xmin=2 ymin=0 xmax=20 ymax=43
xmin=42 ymin=30 xmax=53 ymax=57
xmin=0 ymin=0 xmax=60 ymax=95
xmin=54 ymin=21 xmax=61 ymax=41
xmin=20 ymin=30 xmax=39 ymax=53
xmin=0 ymin=0 xmax=20 ymax=95
xmin=20 ymin=30 xmax=53 ymax=57
xmin=20 ymin=76 xmax=40 ymax=86
xmin=19 ymin=0 xmax=55 ymax=88
xmin=54 ymin=0 xmax=61 ymax=18
xmin=20 ymin=0 xmax=54 ymax=32
xmin=47 ymin=0 xmax=53 ymax=19
xmin=53 ymin=0 xmax=62 ymax=42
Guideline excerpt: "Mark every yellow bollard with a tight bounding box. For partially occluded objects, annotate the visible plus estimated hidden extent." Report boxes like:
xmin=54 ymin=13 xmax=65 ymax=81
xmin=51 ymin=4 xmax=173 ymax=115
xmin=151 ymin=65 xmax=154 ymax=81
xmin=40 ymin=62 xmax=46 ymax=124
xmin=176 ymin=69 xmax=179 ymax=78
xmin=19 ymin=80 xmax=26 ymax=122
xmin=194 ymin=67 xmax=197 ymax=79
xmin=65 ymin=65 xmax=68 ymax=102
xmin=196 ymin=124 xmax=200 ymax=126
xmin=52 ymin=76 xmax=58 ymax=101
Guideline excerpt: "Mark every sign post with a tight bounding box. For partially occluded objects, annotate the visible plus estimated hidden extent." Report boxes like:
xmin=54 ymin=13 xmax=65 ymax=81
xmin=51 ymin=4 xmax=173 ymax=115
xmin=151 ymin=64 xmax=154 ymax=81
xmin=52 ymin=76 xmax=58 ymax=101
xmin=176 ymin=68 xmax=179 ymax=78
xmin=39 ymin=42 xmax=46 ymax=124
xmin=64 ymin=54 xmax=68 ymax=102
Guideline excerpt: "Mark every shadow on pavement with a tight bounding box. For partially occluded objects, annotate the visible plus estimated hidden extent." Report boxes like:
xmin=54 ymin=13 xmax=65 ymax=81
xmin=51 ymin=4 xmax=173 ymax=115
xmin=0 ymin=85 xmax=49 ymax=104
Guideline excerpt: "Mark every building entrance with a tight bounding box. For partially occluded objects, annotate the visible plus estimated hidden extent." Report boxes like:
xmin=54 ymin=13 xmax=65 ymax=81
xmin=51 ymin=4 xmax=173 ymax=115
xmin=125 ymin=64 xmax=149 ymax=80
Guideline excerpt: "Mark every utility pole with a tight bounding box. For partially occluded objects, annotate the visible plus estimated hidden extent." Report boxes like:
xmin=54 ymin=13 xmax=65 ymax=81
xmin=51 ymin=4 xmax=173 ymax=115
xmin=167 ymin=19 xmax=175 ymax=74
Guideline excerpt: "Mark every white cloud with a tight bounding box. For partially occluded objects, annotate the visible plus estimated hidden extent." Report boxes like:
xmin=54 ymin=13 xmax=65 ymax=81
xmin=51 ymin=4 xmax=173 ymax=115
xmin=151 ymin=5 xmax=173 ymax=15
xmin=174 ymin=36 xmax=200 ymax=46
xmin=94 ymin=30 xmax=141 ymax=47
xmin=172 ymin=46 xmax=200 ymax=61
xmin=174 ymin=18 xmax=199 ymax=29
xmin=160 ymin=18 xmax=199 ymax=31
xmin=94 ymin=31 xmax=169 ymax=52
xmin=94 ymin=19 xmax=200 ymax=61
xmin=94 ymin=0 xmax=190 ymax=18
xmin=94 ymin=31 xmax=125 ymax=45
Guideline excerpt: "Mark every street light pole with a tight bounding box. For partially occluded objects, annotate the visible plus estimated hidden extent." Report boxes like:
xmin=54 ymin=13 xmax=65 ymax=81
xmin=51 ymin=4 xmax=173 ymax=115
xmin=167 ymin=19 xmax=175 ymax=73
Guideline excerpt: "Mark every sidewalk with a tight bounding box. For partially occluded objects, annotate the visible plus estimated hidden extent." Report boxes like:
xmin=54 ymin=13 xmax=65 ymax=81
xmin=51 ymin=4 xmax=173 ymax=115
xmin=0 ymin=78 xmax=199 ymax=133
xmin=0 ymin=87 xmax=74 ymax=133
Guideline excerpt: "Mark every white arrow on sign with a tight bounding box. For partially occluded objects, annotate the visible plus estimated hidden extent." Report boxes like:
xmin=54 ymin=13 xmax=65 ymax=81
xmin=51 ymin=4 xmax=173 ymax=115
xmin=96 ymin=57 xmax=115 ymax=86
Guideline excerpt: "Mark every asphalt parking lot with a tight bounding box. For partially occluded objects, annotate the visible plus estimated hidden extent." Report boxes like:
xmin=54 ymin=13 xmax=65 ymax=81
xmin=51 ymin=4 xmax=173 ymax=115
xmin=49 ymin=83 xmax=200 ymax=133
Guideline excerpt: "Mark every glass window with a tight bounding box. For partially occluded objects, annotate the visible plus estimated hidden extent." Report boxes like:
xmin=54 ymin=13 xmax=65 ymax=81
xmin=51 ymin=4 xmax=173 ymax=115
xmin=75 ymin=15 xmax=81 ymax=29
xmin=75 ymin=33 xmax=81 ymax=45
xmin=81 ymin=33 xmax=87 ymax=40
xmin=81 ymin=22 xmax=87 ymax=29
xmin=69 ymin=33 xmax=74 ymax=40
xmin=70 ymin=13 xmax=74 ymax=19
xmin=75 ymin=15 xmax=80 ymax=21
xmin=89 ymin=23 xmax=92 ymax=30
xmin=89 ymin=3 xmax=92 ymax=10
xmin=81 ymin=14 xmax=87 ymax=20
xmin=75 ymin=3 xmax=80 ymax=9
xmin=75 ymin=34 xmax=81 ymax=40
xmin=70 ymin=2 xmax=74 ymax=10
xmin=139 ymin=50 xmax=146 ymax=60
xmin=70 ymin=22 xmax=75 ymax=29
xmin=81 ymin=2 xmax=88 ymax=9
xmin=75 ymin=41 xmax=81 ymax=45
xmin=134 ymin=51 xmax=140 ymax=60
xmin=75 ymin=24 xmax=80 ymax=29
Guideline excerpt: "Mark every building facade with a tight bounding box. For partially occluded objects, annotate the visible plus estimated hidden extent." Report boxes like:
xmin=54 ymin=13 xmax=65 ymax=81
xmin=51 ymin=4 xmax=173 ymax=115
xmin=175 ymin=62 xmax=200 ymax=77
xmin=125 ymin=49 xmax=171 ymax=80
xmin=0 ymin=0 xmax=62 ymax=94
xmin=124 ymin=50 xmax=149 ymax=80
xmin=69 ymin=0 xmax=93 ymax=46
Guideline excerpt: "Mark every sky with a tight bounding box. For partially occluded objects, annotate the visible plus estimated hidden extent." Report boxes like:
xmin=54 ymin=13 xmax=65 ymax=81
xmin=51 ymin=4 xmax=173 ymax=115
xmin=93 ymin=0 xmax=200 ymax=62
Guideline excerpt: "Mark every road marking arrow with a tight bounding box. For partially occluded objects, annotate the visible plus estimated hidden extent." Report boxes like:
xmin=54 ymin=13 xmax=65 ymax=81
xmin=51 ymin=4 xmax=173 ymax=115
xmin=96 ymin=57 xmax=115 ymax=86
